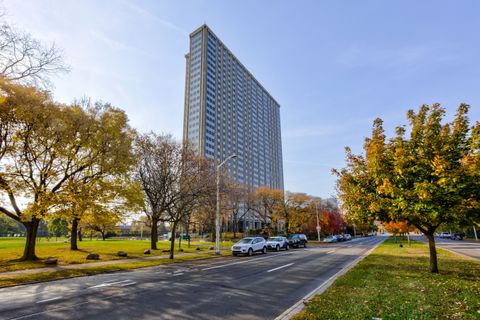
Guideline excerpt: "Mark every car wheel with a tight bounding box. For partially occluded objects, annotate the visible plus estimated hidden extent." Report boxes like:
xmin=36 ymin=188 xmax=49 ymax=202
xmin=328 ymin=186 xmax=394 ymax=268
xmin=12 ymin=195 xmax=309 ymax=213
xmin=262 ymin=246 xmax=267 ymax=254
xmin=304 ymin=243 xmax=307 ymax=248
xmin=276 ymin=245 xmax=280 ymax=252
xmin=247 ymin=248 xmax=253 ymax=256
xmin=233 ymin=253 xmax=237 ymax=256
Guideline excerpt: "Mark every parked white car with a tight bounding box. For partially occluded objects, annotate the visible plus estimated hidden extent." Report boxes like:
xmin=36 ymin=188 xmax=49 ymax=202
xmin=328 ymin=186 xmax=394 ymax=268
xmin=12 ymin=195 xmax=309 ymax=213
xmin=266 ymin=236 xmax=289 ymax=251
xmin=231 ymin=237 xmax=267 ymax=256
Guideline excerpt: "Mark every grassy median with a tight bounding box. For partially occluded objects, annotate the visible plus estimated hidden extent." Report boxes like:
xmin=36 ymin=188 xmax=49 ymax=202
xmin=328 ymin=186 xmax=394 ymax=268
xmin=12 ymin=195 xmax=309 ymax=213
xmin=0 ymin=237 xmax=234 ymax=272
xmin=294 ymin=238 xmax=480 ymax=320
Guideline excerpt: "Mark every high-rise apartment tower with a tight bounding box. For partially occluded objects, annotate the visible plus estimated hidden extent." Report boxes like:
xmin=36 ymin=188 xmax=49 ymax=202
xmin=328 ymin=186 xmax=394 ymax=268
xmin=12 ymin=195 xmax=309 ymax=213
xmin=183 ymin=25 xmax=283 ymax=190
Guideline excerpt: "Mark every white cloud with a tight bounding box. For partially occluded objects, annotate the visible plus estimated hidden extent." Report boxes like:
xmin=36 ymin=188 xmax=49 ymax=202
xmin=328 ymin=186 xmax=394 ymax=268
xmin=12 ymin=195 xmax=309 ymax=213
xmin=121 ymin=0 xmax=188 ymax=36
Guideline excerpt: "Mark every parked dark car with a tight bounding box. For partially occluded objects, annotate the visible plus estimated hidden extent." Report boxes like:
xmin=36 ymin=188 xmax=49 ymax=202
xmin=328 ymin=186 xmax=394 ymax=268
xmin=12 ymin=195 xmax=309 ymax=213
xmin=451 ymin=232 xmax=465 ymax=240
xmin=287 ymin=234 xmax=308 ymax=248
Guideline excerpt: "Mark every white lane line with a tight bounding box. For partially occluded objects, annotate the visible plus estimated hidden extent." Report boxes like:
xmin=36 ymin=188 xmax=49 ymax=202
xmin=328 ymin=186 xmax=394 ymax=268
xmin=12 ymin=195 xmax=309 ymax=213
xmin=326 ymin=250 xmax=335 ymax=254
xmin=201 ymin=252 xmax=292 ymax=271
xmin=119 ymin=281 xmax=137 ymax=287
xmin=88 ymin=279 xmax=132 ymax=289
xmin=172 ymin=273 xmax=184 ymax=276
xmin=36 ymin=297 xmax=61 ymax=304
xmin=266 ymin=263 xmax=294 ymax=273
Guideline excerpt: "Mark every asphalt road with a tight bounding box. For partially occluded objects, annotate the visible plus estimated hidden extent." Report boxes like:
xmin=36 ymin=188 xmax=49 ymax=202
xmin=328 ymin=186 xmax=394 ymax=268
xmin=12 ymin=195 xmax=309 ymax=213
xmin=0 ymin=236 xmax=384 ymax=320
xmin=417 ymin=236 xmax=480 ymax=260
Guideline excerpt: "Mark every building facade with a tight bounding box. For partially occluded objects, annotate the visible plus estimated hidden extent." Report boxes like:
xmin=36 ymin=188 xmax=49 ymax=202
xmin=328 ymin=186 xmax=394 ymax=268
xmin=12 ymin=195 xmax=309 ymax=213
xmin=183 ymin=25 xmax=283 ymax=191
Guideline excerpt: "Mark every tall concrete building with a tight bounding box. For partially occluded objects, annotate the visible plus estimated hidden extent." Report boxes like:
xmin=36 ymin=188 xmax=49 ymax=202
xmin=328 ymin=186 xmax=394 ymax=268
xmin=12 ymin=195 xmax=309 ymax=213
xmin=183 ymin=25 xmax=283 ymax=190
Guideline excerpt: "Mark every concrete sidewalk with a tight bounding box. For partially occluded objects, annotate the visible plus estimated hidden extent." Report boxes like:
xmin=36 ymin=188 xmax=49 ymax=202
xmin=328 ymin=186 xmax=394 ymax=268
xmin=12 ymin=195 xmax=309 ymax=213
xmin=0 ymin=250 xmax=223 ymax=277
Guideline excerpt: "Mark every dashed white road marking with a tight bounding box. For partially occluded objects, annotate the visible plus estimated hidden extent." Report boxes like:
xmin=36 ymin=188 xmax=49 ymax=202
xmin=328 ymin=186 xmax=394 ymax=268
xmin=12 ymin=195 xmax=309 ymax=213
xmin=36 ymin=297 xmax=61 ymax=304
xmin=266 ymin=263 xmax=294 ymax=273
xmin=119 ymin=281 xmax=137 ymax=287
xmin=201 ymin=252 xmax=292 ymax=271
xmin=88 ymin=279 xmax=132 ymax=289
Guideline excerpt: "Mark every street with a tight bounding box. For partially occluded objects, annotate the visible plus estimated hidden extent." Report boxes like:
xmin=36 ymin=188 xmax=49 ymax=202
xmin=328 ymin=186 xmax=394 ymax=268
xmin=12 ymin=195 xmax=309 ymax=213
xmin=422 ymin=237 xmax=480 ymax=260
xmin=0 ymin=237 xmax=384 ymax=320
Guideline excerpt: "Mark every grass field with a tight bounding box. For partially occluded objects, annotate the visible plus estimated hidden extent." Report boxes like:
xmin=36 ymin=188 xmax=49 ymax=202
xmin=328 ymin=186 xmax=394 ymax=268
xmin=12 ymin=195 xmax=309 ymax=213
xmin=294 ymin=239 xmax=480 ymax=320
xmin=0 ymin=237 xmax=234 ymax=273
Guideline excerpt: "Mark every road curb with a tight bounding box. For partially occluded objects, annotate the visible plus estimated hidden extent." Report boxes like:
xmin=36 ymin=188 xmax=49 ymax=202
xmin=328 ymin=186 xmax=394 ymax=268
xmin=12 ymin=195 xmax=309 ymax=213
xmin=274 ymin=238 xmax=385 ymax=320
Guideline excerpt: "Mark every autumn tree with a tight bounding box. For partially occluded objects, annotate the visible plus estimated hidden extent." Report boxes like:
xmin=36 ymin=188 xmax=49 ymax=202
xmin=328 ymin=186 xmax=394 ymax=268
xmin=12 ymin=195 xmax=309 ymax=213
xmin=84 ymin=209 xmax=122 ymax=241
xmin=224 ymin=182 xmax=254 ymax=239
xmin=254 ymin=187 xmax=283 ymax=230
xmin=163 ymin=145 xmax=214 ymax=259
xmin=334 ymin=104 xmax=480 ymax=273
xmin=136 ymin=133 xmax=179 ymax=250
xmin=0 ymin=79 xmax=136 ymax=260
xmin=47 ymin=217 xmax=68 ymax=240
xmin=281 ymin=192 xmax=311 ymax=234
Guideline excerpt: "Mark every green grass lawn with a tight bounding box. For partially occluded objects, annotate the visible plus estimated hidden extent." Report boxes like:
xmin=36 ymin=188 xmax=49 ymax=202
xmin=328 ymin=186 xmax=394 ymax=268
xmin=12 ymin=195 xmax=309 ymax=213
xmin=0 ymin=237 xmax=234 ymax=273
xmin=294 ymin=239 xmax=480 ymax=320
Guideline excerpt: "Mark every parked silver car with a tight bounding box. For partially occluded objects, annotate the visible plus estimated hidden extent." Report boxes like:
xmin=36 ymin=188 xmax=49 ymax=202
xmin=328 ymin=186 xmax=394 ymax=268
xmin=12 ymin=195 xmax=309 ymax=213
xmin=231 ymin=237 xmax=267 ymax=256
xmin=266 ymin=236 xmax=289 ymax=251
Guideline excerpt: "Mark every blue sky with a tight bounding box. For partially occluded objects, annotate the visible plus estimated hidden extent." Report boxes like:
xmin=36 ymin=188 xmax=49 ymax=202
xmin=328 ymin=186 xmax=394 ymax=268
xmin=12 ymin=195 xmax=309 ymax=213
xmin=4 ymin=0 xmax=480 ymax=198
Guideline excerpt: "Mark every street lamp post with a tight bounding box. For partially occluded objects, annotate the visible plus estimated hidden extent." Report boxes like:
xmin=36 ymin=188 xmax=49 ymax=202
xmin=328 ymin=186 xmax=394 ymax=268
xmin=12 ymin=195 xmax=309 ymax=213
xmin=315 ymin=202 xmax=321 ymax=242
xmin=216 ymin=154 xmax=237 ymax=255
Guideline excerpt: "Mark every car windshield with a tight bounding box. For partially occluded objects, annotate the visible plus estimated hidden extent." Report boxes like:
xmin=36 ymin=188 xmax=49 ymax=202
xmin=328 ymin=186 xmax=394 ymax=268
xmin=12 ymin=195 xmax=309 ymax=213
xmin=237 ymin=238 xmax=253 ymax=244
xmin=267 ymin=237 xmax=282 ymax=242
xmin=287 ymin=235 xmax=296 ymax=239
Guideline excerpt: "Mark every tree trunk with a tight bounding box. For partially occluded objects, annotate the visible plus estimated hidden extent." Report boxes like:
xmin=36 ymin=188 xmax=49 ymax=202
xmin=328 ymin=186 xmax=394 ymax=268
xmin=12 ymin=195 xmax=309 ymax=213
xmin=186 ymin=222 xmax=191 ymax=248
xmin=70 ymin=218 xmax=79 ymax=250
xmin=426 ymin=232 xmax=439 ymax=273
xmin=78 ymin=227 xmax=83 ymax=242
xmin=169 ymin=221 xmax=177 ymax=260
xmin=101 ymin=231 xmax=106 ymax=240
xmin=21 ymin=218 xmax=40 ymax=261
xmin=151 ymin=217 xmax=158 ymax=250
xmin=233 ymin=220 xmax=237 ymax=239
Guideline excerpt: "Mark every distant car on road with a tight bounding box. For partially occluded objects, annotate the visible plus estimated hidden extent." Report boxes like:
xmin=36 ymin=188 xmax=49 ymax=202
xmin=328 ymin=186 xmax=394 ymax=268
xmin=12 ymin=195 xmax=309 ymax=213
xmin=343 ymin=234 xmax=352 ymax=241
xmin=266 ymin=237 xmax=289 ymax=251
xmin=231 ymin=237 xmax=267 ymax=256
xmin=451 ymin=232 xmax=465 ymax=240
xmin=323 ymin=235 xmax=337 ymax=243
xmin=336 ymin=234 xmax=346 ymax=242
xmin=287 ymin=234 xmax=308 ymax=248
xmin=438 ymin=232 xmax=451 ymax=239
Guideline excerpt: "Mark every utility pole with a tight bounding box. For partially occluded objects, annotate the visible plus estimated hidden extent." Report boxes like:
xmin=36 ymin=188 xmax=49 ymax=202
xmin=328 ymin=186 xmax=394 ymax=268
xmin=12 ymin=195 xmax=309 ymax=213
xmin=215 ymin=154 xmax=237 ymax=255
xmin=474 ymin=225 xmax=478 ymax=241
